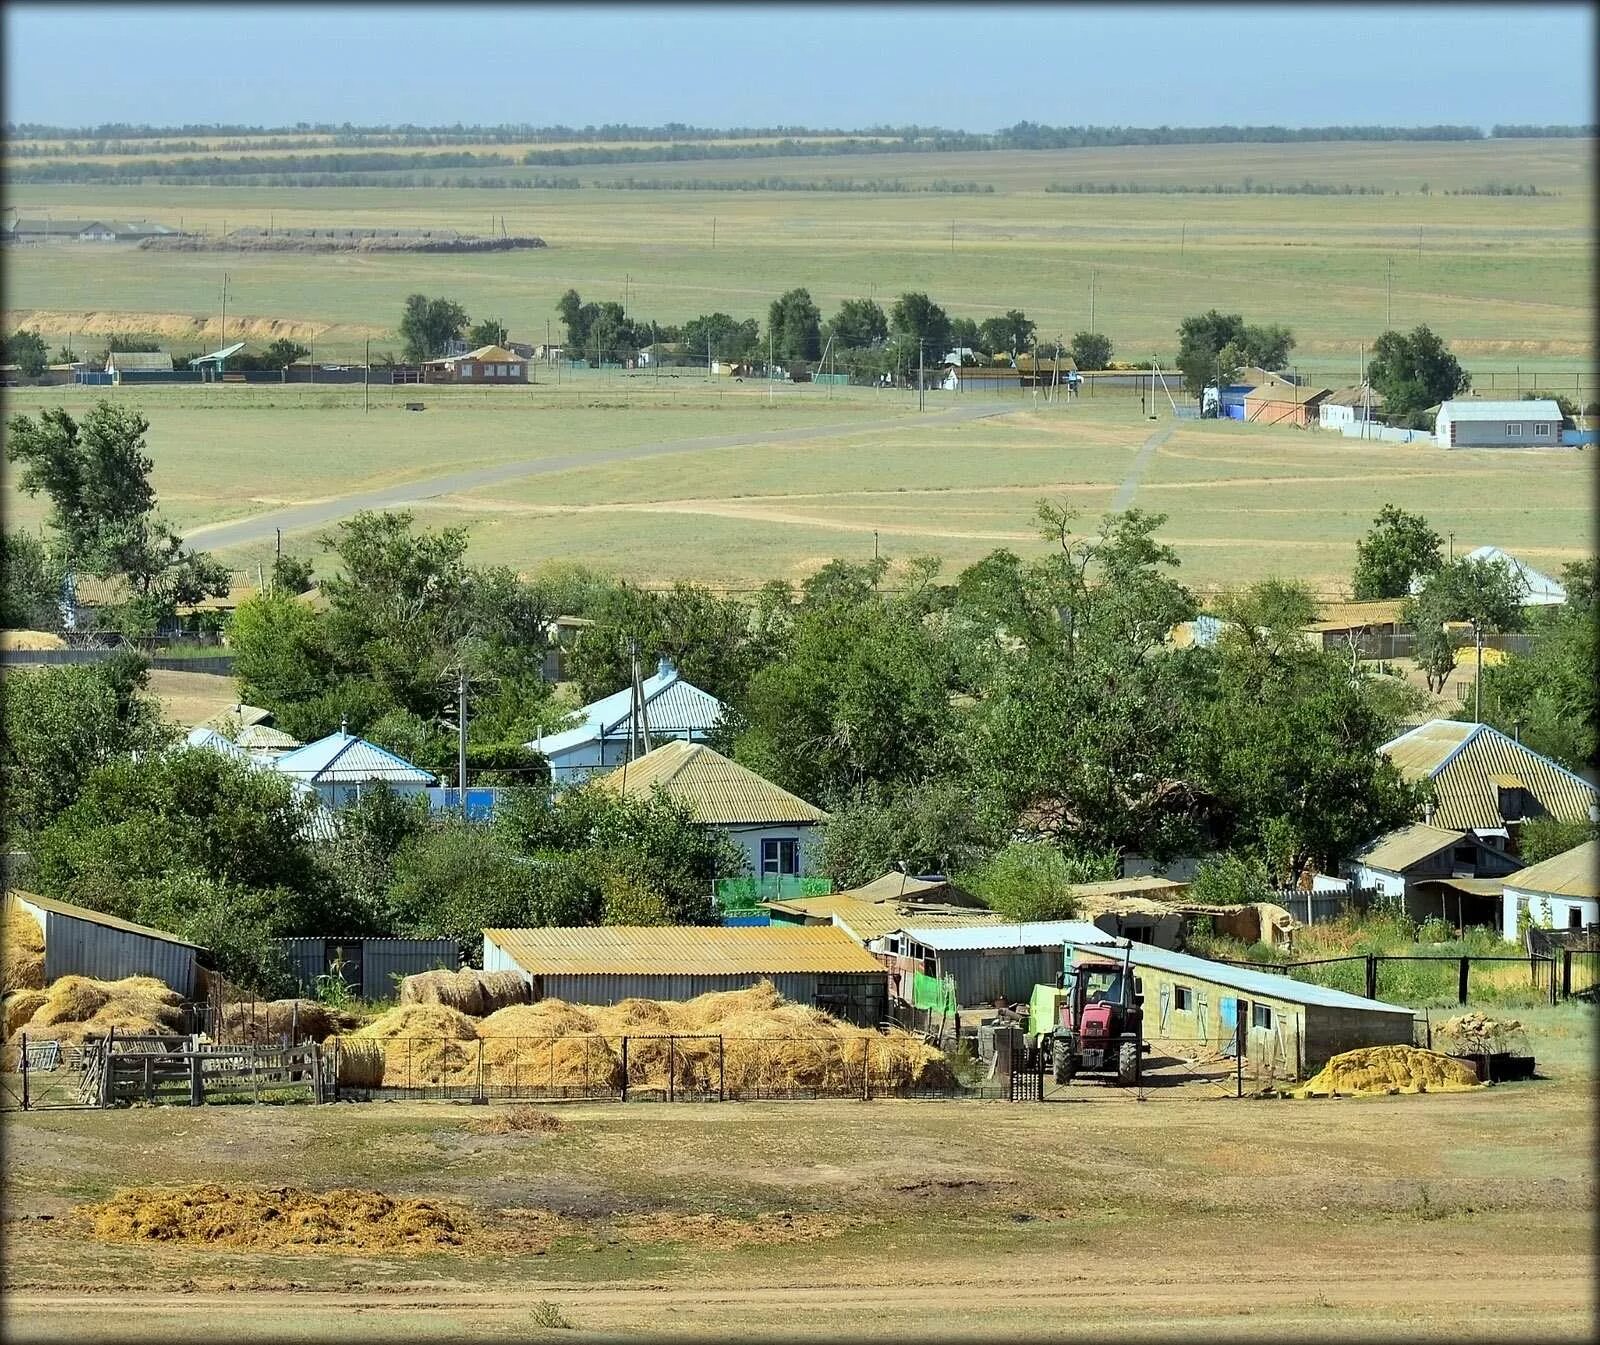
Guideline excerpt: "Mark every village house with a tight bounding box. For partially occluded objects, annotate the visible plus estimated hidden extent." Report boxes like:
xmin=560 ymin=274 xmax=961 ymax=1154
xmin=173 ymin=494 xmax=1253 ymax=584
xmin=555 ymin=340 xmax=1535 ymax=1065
xmin=1243 ymin=377 xmax=1331 ymax=428
xmin=421 ymin=344 xmax=528 ymax=384
xmin=1317 ymin=386 xmax=1384 ymax=429
xmin=1342 ymin=822 xmax=1523 ymax=926
xmin=1500 ymin=839 xmax=1598 ymax=941
xmin=1435 ymin=399 xmax=1563 ymax=449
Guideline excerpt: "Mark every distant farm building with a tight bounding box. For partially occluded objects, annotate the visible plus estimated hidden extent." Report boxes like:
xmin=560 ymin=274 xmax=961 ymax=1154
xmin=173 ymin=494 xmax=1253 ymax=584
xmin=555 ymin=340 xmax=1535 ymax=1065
xmin=1435 ymin=400 xmax=1562 ymax=449
xmin=105 ymin=350 xmax=174 ymax=380
xmin=1318 ymin=386 xmax=1384 ymax=429
xmin=1461 ymin=546 xmax=1568 ymax=606
xmin=941 ymin=365 xmax=1023 ymax=392
xmin=1500 ymin=840 xmax=1598 ymax=941
xmin=1244 ymin=379 xmax=1331 ymax=428
xmin=271 ymin=728 xmax=438 ymax=809
xmin=1343 ymin=822 xmax=1522 ymax=925
xmin=422 ymin=345 xmax=528 ymax=384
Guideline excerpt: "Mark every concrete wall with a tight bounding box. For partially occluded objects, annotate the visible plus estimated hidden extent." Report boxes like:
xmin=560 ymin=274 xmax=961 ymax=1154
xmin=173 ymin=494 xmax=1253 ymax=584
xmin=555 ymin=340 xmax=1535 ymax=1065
xmin=1301 ymin=1004 xmax=1415 ymax=1068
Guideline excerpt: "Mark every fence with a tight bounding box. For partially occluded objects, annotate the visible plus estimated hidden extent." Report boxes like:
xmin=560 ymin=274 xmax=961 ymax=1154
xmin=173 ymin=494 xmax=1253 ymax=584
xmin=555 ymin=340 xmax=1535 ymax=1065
xmin=0 ymin=648 xmax=236 ymax=674
xmin=1206 ymin=950 xmax=1574 ymax=1006
xmin=1272 ymin=887 xmax=1376 ymax=926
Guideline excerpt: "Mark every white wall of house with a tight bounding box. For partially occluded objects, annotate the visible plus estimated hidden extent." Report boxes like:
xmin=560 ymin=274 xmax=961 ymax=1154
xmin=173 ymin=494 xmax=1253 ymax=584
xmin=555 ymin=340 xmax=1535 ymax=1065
xmin=721 ymin=823 xmax=824 ymax=878
xmin=304 ymin=779 xmax=431 ymax=811
xmin=1502 ymin=887 xmax=1599 ymax=942
xmin=1347 ymin=864 xmax=1407 ymax=899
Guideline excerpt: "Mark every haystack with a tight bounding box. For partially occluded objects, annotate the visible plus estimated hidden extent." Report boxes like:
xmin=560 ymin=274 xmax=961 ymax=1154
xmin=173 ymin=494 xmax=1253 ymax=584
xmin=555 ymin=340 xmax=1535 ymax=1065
xmin=3 ymin=903 xmax=46 ymax=993
xmin=399 ymin=968 xmax=529 ymax=1017
xmin=4 ymin=988 xmax=48 ymax=1037
xmin=477 ymin=1001 xmax=621 ymax=1092
xmin=1294 ymin=1045 xmax=1481 ymax=1098
xmin=347 ymin=1003 xmax=479 ymax=1088
xmin=0 ymin=629 xmax=66 ymax=652
xmin=7 ymin=974 xmax=186 ymax=1052
xmin=221 ymin=998 xmax=332 ymax=1045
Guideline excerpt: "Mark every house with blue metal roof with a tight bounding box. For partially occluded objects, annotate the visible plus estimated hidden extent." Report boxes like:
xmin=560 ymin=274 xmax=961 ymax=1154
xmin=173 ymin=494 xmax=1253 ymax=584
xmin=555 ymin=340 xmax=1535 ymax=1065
xmin=529 ymin=657 xmax=727 ymax=784
xmin=271 ymin=728 xmax=437 ymax=810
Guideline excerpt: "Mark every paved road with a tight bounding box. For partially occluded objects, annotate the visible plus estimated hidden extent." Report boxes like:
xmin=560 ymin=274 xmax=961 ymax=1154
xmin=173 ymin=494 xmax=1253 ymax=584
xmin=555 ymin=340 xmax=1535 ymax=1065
xmin=1110 ymin=424 xmax=1174 ymax=512
xmin=183 ymin=400 xmax=1019 ymax=553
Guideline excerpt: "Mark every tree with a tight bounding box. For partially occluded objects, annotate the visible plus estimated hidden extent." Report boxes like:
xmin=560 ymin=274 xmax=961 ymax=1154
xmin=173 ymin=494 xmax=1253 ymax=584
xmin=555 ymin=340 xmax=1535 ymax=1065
xmin=399 ymin=293 xmax=470 ymax=363
xmin=386 ymin=821 xmax=542 ymax=952
xmin=1241 ymin=323 xmax=1295 ymax=369
xmin=1517 ymin=816 xmax=1599 ymax=866
xmin=6 ymin=328 xmax=48 ymax=378
xmin=556 ymin=289 xmax=588 ymax=348
xmin=957 ymin=840 xmax=1118 ymax=923
xmin=977 ymin=310 xmax=1036 ymax=358
xmin=948 ymin=317 xmax=982 ymax=356
xmin=767 ymin=287 xmax=821 ymax=363
xmin=316 ymin=782 xmax=431 ymax=933
xmin=681 ymin=312 xmax=760 ymax=362
xmin=818 ymin=781 xmax=1000 ymax=890
xmin=1351 ymin=505 xmax=1444 ymax=600
xmin=1366 ymin=325 xmax=1469 ymax=422
xmin=889 ymin=292 xmax=951 ymax=364
xmin=1070 ymin=330 xmax=1113 ymax=371
xmin=128 ymin=871 xmax=301 ymax=996
xmin=825 ymin=298 xmax=888 ymax=350
xmin=54 ymin=345 xmax=77 ymax=365
xmin=229 ymin=589 xmax=336 ymax=717
xmin=467 ymin=317 xmax=509 ymax=348
xmin=0 ymin=657 xmax=171 ymax=838
xmin=270 ymin=553 xmax=315 ymax=595
xmin=261 ymin=338 xmax=310 ymax=370
xmin=0 ymin=530 xmax=64 ymax=630
xmin=1175 ymin=309 xmax=1246 ymax=397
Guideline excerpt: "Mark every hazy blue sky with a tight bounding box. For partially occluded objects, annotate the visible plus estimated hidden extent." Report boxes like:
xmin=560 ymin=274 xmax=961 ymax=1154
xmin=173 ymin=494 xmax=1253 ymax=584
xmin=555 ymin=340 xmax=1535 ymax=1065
xmin=4 ymin=4 xmax=1592 ymax=130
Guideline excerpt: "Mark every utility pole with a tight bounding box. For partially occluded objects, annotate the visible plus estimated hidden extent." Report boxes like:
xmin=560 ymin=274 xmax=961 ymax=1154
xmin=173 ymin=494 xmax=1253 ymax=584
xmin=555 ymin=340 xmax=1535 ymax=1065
xmin=364 ymin=338 xmax=370 ymax=412
xmin=711 ymin=216 xmax=716 ymax=249
xmin=1386 ymin=258 xmax=1393 ymax=328
xmin=1448 ymin=531 xmax=1455 ymax=563
xmin=950 ymin=220 xmax=955 ymax=253
xmin=768 ymin=326 xmax=774 ymax=403
xmin=917 ymin=339 xmax=925 ymax=412
xmin=457 ymin=668 xmax=469 ymax=817
xmin=1473 ymin=620 xmax=1483 ymax=724
xmin=1180 ymin=221 xmax=1185 ymax=257
xmin=1089 ymin=269 xmax=1096 ymax=333
xmin=219 ymin=273 xmax=229 ymax=351
xmin=275 ymin=528 xmax=281 ymax=562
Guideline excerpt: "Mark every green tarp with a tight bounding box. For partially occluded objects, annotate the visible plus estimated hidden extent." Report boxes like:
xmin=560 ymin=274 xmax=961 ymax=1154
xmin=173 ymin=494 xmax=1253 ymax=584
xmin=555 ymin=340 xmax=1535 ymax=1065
xmin=912 ymin=972 xmax=957 ymax=1015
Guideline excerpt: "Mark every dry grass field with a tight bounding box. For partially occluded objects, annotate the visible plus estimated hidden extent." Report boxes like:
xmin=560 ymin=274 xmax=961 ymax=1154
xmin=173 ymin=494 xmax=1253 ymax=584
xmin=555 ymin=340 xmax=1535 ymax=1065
xmin=2 ymin=1001 xmax=1592 ymax=1341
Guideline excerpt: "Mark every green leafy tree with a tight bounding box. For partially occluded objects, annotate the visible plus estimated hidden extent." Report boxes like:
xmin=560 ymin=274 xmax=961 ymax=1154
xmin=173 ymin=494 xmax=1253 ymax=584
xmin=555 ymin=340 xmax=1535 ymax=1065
xmin=1517 ymin=816 xmax=1599 ymax=866
xmin=1070 ymin=330 xmax=1113 ymax=371
xmin=1175 ymin=309 xmax=1247 ymax=397
xmin=315 ymin=782 xmax=431 ymax=933
xmin=128 ymin=871 xmax=299 ymax=996
xmin=1366 ymin=324 xmax=1470 ymax=423
xmin=399 ymin=293 xmax=470 ymax=363
xmin=54 ymin=345 xmax=78 ymax=365
xmin=1241 ymin=323 xmax=1296 ymax=368
xmin=819 ymin=782 xmax=1001 ymax=889
xmin=1352 ymin=505 xmax=1444 ymax=599
xmin=957 ymin=840 xmax=1118 ymax=922
xmin=386 ymin=821 xmax=542 ymax=953
xmin=0 ymin=530 xmax=65 ymax=630
xmin=270 ymin=553 xmax=315 ymax=595
xmin=229 ymin=589 xmax=336 ymax=715
xmin=978 ymin=310 xmax=1036 ymax=358
xmin=948 ymin=317 xmax=982 ymax=357
xmin=681 ymin=312 xmax=761 ymax=362
xmin=262 ymin=338 xmax=310 ymax=369
xmin=767 ymin=287 xmax=822 ymax=363
xmin=556 ymin=289 xmax=588 ymax=348
xmin=0 ymin=657 xmax=171 ymax=838
xmin=1186 ymin=852 xmax=1274 ymax=908
xmin=825 ymin=298 xmax=888 ymax=350
xmin=466 ymin=317 xmax=509 ymax=348
xmin=889 ymin=292 xmax=952 ymax=363
xmin=6 ymin=328 xmax=48 ymax=377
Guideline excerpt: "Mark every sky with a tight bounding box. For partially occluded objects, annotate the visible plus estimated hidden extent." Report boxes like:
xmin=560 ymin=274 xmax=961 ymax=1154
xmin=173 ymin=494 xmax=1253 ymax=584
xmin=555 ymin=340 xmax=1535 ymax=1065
xmin=3 ymin=3 xmax=1593 ymax=131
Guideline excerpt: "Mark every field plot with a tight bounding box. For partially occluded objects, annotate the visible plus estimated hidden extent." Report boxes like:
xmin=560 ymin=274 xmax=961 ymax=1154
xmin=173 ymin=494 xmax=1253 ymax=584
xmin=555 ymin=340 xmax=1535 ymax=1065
xmin=2 ymin=1002 xmax=1592 ymax=1341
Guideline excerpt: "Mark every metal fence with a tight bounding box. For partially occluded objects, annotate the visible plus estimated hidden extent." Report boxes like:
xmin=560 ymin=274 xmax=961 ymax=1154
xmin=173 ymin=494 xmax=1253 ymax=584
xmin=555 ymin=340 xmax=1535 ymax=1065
xmin=1206 ymin=950 xmax=1574 ymax=1006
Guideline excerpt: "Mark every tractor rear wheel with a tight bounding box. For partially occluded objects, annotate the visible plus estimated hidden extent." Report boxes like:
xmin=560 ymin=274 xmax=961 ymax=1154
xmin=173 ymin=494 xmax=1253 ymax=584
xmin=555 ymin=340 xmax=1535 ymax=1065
xmin=1052 ymin=1042 xmax=1075 ymax=1085
xmin=1116 ymin=1040 xmax=1140 ymax=1086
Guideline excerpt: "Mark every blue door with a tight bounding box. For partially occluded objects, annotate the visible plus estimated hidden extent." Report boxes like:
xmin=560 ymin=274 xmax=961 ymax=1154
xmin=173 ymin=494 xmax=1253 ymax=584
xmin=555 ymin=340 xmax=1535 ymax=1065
xmin=1220 ymin=997 xmax=1245 ymax=1056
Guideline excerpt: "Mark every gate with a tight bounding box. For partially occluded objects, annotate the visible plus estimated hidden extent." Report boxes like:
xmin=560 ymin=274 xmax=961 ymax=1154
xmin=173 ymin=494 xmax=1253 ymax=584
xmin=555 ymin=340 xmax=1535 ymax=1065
xmin=1008 ymin=1043 xmax=1045 ymax=1101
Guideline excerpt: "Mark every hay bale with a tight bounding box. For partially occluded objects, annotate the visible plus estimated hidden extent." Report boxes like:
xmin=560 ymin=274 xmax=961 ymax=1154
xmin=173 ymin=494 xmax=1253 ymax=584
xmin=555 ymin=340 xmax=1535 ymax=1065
xmin=29 ymin=975 xmax=113 ymax=1027
xmin=477 ymin=1001 xmax=620 ymax=1091
xmin=1294 ymin=1045 xmax=1481 ymax=1098
xmin=676 ymin=979 xmax=786 ymax=1030
xmin=348 ymin=1003 xmax=479 ymax=1088
xmin=3 ymin=903 xmax=46 ymax=993
xmin=328 ymin=1038 xmax=386 ymax=1088
xmin=221 ymin=998 xmax=331 ymax=1044
xmin=4 ymin=989 xmax=48 ymax=1037
xmin=397 ymin=967 xmax=525 ymax=1017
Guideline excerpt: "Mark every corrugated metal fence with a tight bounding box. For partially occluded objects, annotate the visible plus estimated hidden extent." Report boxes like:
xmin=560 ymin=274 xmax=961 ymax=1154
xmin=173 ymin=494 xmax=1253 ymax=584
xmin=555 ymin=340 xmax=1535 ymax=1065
xmin=277 ymin=937 xmax=459 ymax=1001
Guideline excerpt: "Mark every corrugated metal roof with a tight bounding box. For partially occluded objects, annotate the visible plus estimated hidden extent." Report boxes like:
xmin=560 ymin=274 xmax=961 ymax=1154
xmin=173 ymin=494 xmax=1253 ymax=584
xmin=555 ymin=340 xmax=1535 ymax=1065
xmin=1379 ymin=720 xmax=1596 ymax=832
xmin=8 ymin=889 xmax=205 ymax=950
xmin=484 ymin=924 xmax=885 ymax=976
xmin=1084 ymin=939 xmax=1412 ymax=1014
xmin=591 ymin=740 xmax=826 ymax=825
xmin=272 ymin=730 xmax=436 ymax=785
xmin=1503 ymin=839 xmax=1598 ymax=901
xmin=836 ymin=872 xmax=979 ymax=905
xmin=766 ymin=894 xmax=1006 ymax=941
xmin=1440 ymin=400 xmax=1562 ymax=420
xmin=530 ymin=661 xmax=727 ymax=758
xmin=1462 ymin=547 xmax=1567 ymax=604
xmin=1068 ymin=878 xmax=1187 ymax=900
xmin=105 ymin=351 xmax=173 ymax=372
xmin=1355 ymin=822 xmax=1468 ymax=873
xmin=896 ymin=921 xmax=1113 ymax=951
xmin=235 ymin=724 xmax=301 ymax=750
xmin=1306 ymin=599 xmax=1407 ymax=632
xmin=1244 ymin=384 xmax=1330 ymax=406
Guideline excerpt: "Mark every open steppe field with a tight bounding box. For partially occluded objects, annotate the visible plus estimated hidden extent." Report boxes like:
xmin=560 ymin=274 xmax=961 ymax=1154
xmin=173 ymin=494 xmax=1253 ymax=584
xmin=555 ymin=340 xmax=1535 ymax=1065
xmin=2 ymin=380 xmax=1590 ymax=593
xmin=4 ymin=138 xmax=1593 ymax=378
xmin=2 ymin=1002 xmax=1592 ymax=1342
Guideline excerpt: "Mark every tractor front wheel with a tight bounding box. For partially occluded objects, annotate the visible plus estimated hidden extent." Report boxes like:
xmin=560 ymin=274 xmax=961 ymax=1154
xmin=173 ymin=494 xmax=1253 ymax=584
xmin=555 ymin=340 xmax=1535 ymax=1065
xmin=1052 ymin=1042 xmax=1075 ymax=1085
xmin=1116 ymin=1040 xmax=1140 ymax=1086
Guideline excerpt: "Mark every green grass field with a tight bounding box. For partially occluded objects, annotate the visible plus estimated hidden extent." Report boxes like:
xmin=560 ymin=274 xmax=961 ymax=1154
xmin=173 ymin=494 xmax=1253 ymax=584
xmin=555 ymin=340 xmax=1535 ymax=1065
xmin=4 ymin=138 xmax=1593 ymax=381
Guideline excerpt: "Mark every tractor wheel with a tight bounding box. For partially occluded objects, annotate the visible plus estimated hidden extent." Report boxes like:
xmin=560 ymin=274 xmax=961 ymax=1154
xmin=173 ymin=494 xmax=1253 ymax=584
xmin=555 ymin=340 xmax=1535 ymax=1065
xmin=1052 ymin=1042 xmax=1075 ymax=1085
xmin=1116 ymin=1040 xmax=1140 ymax=1087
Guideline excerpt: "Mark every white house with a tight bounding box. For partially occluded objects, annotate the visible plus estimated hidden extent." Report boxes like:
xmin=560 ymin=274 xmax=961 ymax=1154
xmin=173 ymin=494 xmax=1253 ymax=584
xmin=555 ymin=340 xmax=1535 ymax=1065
xmin=1435 ymin=399 xmax=1563 ymax=449
xmin=1317 ymin=386 xmax=1383 ymax=430
xmin=589 ymin=739 xmax=828 ymax=878
xmin=530 ymin=657 xmax=726 ymax=784
xmin=1501 ymin=839 xmax=1598 ymax=942
xmin=1461 ymin=546 xmax=1568 ymax=606
xmin=270 ymin=728 xmax=437 ymax=810
xmin=1343 ymin=822 xmax=1521 ymax=924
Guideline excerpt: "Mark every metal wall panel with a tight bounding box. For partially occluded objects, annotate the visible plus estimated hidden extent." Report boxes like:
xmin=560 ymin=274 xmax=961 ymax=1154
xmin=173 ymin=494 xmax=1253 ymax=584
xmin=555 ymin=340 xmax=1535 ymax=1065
xmin=362 ymin=938 xmax=459 ymax=1000
xmin=34 ymin=906 xmax=199 ymax=998
xmin=936 ymin=948 xmax=1064 ymax=1007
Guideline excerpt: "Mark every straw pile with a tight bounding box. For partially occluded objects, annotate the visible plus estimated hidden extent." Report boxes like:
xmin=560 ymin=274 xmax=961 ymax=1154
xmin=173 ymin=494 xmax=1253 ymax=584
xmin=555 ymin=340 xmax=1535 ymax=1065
xmin=343 ymin=1003 xmax=480 ymax=1088
xmin=79 ymin=1184 xmax=472 ymax=1250
xmin=1294 ymin=1045 xmax=1481 ymax=1098
xmin=398 ymin=968 xmax=529 ymax=1017
xmin=13 ymin=975 xmax=185 ymax=1042
xmin=5 ymin=989 xmax=48 ymax=1037
xmin=1438 ymin=1012 xmax=1524 ymax=1055
xmin=477 ymin=1001 xmax=622 ymax=1092
xmin=468 ymin=1104 xmax=564 ymax=1136
xmin=3 ymin=903 xmax=46 ymax=992
xmin=0 ymin=629 xmax=66 ymax=651
xmin=221 ymin=998 xmax=332 ymax=1045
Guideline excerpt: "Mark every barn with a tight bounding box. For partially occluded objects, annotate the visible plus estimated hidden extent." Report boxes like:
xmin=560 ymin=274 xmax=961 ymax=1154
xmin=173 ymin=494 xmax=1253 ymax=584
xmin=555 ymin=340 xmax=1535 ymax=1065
xmin=6 ymin=890 xmax=206 ymax=998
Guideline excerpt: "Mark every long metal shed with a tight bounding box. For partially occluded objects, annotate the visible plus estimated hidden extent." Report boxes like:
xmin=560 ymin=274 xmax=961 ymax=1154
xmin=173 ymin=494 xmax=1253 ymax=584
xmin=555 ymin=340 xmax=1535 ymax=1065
xmin=484 ymin=925 xmax=889 ymax=1026
xmin=277 ymin=936 xmax=459 ymax=1000
xmin=1067 ymin=938 xmax=1416 ymax=1075
xmin=8 ymin=890 xmax=206 ymax=998
xmin=874 ymin=921 xmax=1115 ymax=1009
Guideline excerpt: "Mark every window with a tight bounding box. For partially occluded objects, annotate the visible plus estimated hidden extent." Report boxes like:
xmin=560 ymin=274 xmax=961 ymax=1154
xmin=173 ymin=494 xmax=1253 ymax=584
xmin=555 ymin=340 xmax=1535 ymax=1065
xmin=1453 ymin=845 xmax=1478 ymax=866
xmin=761 ymin=837 xmax=799 ymax=876
xmin=1506 ymin=423 xmax=1522 ymax=437
xmin=509 ymin=363 xmax=523 ymax=377
xmin=1174 ymin=985 xmax=1193 ymax=1011
xmin=1498 ymin=786 xmax=1526 ymax=821
xmin=1251 ymin=1003 xmax=1274 ymax=1030
xmin=1534 ymin=424 xmax=1550 ymax=437
xmin=1570 ymin=907 xmax=1584 ymax=930
xmin=459 ymin=362 xmax=474 ymax=377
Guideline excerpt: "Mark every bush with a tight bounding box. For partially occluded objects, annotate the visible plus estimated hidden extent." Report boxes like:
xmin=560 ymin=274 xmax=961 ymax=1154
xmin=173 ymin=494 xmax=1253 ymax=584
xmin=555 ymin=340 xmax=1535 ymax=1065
xmin=958 ymin=841 xmax=1117 ymax=922
xmin=1186 ymin=852 xmax=1273 ymax=907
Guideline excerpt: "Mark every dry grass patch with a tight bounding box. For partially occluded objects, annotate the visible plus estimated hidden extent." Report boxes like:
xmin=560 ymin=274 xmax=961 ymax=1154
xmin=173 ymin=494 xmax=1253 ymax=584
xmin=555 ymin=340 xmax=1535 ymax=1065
xmin=468 ymin=1105 xmax=565 ymax=1136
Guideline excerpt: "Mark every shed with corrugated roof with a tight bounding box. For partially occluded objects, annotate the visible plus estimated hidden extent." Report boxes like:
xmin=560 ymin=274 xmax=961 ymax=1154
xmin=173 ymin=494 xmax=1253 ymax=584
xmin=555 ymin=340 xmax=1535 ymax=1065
xmin=1500 ymin=840 xmax=1598 ymax=941
xmin=7 ymin=889 xmax=207 ymax=997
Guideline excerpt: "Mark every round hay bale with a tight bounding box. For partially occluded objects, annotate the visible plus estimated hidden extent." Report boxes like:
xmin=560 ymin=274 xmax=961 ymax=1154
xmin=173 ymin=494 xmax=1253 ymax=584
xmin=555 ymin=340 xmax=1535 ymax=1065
xmin=327 ymin=1038 xmax=386 ymax=1088
xmin=4 ymin=988 xmax=48 ymax=1037
xmin=476 ymin=970 xmax=532 ymax=1015
xmin=398 ymin=968 xmax=492 ymax=1017
xmin=3 ymin=903 xmax=46 ymax=993
xmin=222 ymin=998 xmax=331 ymax=1044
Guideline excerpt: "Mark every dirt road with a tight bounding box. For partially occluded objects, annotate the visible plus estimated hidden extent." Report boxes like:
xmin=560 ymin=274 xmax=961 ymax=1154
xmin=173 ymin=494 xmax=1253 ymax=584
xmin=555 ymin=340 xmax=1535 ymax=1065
xmin=182 ymin=400 xmax=1021 ymax=552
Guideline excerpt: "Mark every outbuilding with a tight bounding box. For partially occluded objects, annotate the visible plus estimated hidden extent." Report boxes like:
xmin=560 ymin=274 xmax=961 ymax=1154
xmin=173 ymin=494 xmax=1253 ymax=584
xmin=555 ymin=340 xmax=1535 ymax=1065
xmin=872 ymin=920 xmax=1113 ymax=1013
xmin=1243 ymin=380 xmax=1331 ymax=428
xmin=483 ymin=925 xmax=888 ymax=1026
xmin=422 ymin=344 xmax=529 ymax=384
xmin=1500 ymin=840 xmax=1598 ymax=941
xmin=1435 ymin=400 xmax=1562 ymax=449
xmin=1344 ymin=822 xmax=1522 ymax=923
xmin=7 ymin=889 xmax=207 ymax=998
xmin=1065 ymin=937 xmax=1416 ymax=1076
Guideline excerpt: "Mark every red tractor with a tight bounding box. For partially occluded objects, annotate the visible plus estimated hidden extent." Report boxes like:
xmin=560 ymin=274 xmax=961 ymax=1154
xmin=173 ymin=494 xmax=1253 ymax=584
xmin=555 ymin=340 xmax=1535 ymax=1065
xmin=1041 ymin=956 xmax=1147 ymax=1086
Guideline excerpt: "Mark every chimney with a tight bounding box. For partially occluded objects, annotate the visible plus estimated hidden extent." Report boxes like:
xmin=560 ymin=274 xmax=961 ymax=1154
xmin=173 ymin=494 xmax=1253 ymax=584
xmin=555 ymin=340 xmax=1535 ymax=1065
xmin=657 ymin=656 xmax=675 ymax=680
xmin=1423 ymin=798 xmax=1435 ymax=824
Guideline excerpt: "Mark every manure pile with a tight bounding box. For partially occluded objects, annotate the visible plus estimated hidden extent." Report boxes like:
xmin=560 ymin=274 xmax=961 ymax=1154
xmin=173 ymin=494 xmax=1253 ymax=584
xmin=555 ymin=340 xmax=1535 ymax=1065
xmin=80 ymin=1184 xmax=470 ymax=1250
xmin=1293 ymin=1045 xmax=1481 ymax=1098
xmin=335 ymin=979 xmax=955 ymax=1095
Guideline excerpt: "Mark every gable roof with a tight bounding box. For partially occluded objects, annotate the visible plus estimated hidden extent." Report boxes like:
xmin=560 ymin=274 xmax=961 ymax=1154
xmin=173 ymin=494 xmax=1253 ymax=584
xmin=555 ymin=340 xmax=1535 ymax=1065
xmin=105 ymin=350 xmax=173 ymax=372
xmin=765 ymin=893 xmax=1006 ymax=942
xmin=1321 ymin=386 xmax=1386 ymax=408
xmin=1461 ymin=546 xmax=1567 ymax=605
xmin=271 ymin=730 xmax=437 ymax=785
xmin=1439 ymin=399 xmax=1562 ymax=421
xmin=1305 ymin=598 xmax=1407 ymax=632
xmin=235 ymin=723 xmax=301 ymax=751
xmin=530 ymin=659 xmax=726 ymax=758
xmin=1503 ymin=840 xmax=1598 ymax=901
xmin=485 ymin=923 xmax=885 ymax=976
xmin=1379 ymin=719 xmax=1597 ymax=831
xmin=893 ymin=920 xmax=1111 ymax=952
xmin=589 ymin=739 xmax=826 ymax=825
xmin=1244 ymin=383 xmax=1331 ymax=406
xmin=1355 ymin=822 xmax=1470 ymax=873
xmin=8 ymin=888 xmax=205 ymax=950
